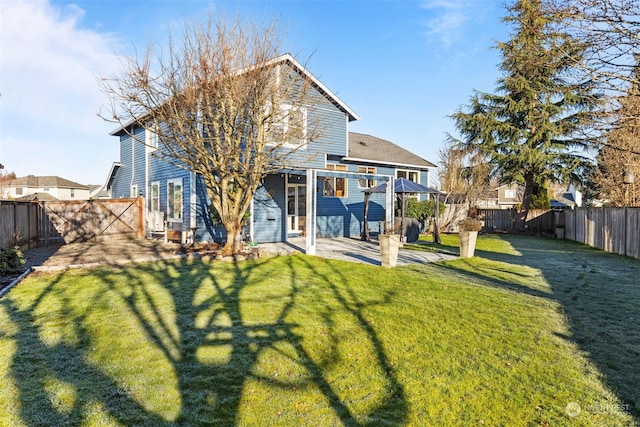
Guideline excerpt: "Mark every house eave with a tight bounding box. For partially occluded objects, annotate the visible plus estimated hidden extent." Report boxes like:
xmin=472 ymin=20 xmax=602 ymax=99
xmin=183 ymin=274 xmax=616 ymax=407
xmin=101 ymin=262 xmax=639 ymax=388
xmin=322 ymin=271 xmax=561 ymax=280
xmin=275 ymin=53 xmax=360 ymax=122
xmin=108 ymin=53 xmax=360 ymax=136
xmin=105 ymin=162 xmax=122 ymax=190
xmin=342 ymin=157 xmax=436 ymax=170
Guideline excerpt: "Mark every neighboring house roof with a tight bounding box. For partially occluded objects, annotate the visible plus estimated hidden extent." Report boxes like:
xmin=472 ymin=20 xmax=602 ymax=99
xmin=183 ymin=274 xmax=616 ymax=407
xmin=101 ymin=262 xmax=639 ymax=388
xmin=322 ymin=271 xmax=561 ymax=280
xmin=346 ymin=132 xmax=436 ymax=169
xmin=551 ymin=192 xmax=576 ymax=209
xmin=8 ymin=175 xmax=89 ymax=189
xmin=15 ymin=192 xmax=59 ymax=202
xmin=89 ymin=184 xmax=110 ymax=199
xmin=496 ymin=182 xmax=522 ymax=190
xmin=110 ymin=53 xmax=359 ymax=137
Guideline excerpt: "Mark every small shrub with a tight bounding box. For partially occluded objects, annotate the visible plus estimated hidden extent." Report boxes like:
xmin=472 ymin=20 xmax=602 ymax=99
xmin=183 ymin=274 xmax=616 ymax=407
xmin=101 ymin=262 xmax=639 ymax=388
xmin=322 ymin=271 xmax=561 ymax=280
xmin=0 ymin=246 xmax=25 ymax=275
xmin=458 ymin=217 xmax=483 ymax=232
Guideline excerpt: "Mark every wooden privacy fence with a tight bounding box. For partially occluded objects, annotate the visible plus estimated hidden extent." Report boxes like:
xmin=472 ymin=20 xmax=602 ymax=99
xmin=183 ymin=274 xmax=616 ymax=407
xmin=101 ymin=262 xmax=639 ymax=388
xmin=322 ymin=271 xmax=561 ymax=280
xmin=564 ymin=207 xmax=640 ymax=259
xmin=479 ymin=207 xmax=639 ymax=259
xmin=1 ymin=198 xmax=144 ymax=248
xmin=0 ymin=201 xmax=40 ymax=249
xmin=480 ymin=209 xmax=556 ymax=233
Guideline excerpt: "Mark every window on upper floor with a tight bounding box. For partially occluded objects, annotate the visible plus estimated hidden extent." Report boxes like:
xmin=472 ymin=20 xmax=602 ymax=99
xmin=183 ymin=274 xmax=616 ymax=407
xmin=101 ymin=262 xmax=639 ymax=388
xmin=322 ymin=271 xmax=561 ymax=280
xmin=167 ymin=178 xmax=183 ymax=222
xmin=16 ymin=188 xmax=23 ymax=195
xmin=267 ymin=104 xmax=307 ymax=147
xmin=358 ymin=166 xmax=376 ymax=189
xmin=505 ymin=189 xmax=516 ymax=199
xmin=70 ymin=189 xmax=75 ymax=198
xmin=321 ymin=164 xmax=348 ymax=197
xmin=146 ymin=128 xmax=159 ymax=150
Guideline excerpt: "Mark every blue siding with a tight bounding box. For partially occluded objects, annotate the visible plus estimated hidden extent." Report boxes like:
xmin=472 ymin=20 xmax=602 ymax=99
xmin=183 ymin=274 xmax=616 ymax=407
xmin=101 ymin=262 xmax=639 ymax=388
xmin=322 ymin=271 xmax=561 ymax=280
xmin=148 ymin=147 xmax=193 ymax=231
xmin=194 ymin=176 xmax=226 ymax=243
xmin=315 ymin=162 xmax=392 ymax=238
xmin=131 ymin=127 xmax=146 ymax=197
xmin=275 ymin=66 xmax=348 ymax=169
xmin=112 ymin=134 xmax=132 ymax=199
xmin=112 ymin=127 xmax=145 ymax=199
xmin=252 ymin=174 xmax=286 ymax=243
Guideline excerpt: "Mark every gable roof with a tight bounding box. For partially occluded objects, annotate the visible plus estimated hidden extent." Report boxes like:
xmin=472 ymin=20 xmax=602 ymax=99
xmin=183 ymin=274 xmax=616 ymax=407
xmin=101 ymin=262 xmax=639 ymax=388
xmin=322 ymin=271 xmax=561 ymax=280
xmin=275 ymin=54 xmax=359 ymax=122
xmin=8 ymin=175 xmax=89 ymax=189
xmin=15 ymin=192 xmax=60 ymax=202
xmin=110 ymin=53 xmax=359 ymax=136
xmin=346 ymin=132 xmax=436 ymax=169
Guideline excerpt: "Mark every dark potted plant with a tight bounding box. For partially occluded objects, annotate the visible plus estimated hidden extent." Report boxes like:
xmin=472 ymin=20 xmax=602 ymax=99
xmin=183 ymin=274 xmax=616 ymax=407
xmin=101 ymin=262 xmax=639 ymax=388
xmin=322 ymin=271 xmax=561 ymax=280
xmin=458 ymin=217 xmax=483 ymax=258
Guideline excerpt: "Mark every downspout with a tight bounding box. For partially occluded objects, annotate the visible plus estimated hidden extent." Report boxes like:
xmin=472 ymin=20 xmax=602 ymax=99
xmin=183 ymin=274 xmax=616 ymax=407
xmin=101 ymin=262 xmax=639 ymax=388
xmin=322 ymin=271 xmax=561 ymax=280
xmin=144 ymin=131 xmax=149 ymax=237
xmin=190 ymin=171 xmax=197 ymax=243
xmin=306 ymin=169 xmax=317 ymax=255
xmin=130 ymin=132 xmax=136 ymax=196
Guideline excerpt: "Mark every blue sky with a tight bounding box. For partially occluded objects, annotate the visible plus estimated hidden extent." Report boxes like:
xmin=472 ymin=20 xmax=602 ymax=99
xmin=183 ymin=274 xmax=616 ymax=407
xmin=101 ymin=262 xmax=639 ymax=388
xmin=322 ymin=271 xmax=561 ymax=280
xmin=0 ymin=0 xmax=508 ymax=185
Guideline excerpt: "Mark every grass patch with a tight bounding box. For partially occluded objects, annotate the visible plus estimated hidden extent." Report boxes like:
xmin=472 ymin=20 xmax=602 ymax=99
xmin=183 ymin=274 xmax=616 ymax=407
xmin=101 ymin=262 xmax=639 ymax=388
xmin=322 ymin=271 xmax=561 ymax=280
xmin=0 ymin=235 xmax=637 ymax=425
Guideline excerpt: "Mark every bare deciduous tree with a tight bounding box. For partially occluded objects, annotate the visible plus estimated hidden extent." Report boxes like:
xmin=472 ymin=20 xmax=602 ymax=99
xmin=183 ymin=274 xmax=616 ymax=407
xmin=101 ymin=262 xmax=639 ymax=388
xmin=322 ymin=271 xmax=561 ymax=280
xmin=100 ymin=15 xmax=322 ymax=254
xmin=438 ymin=139 xmax=491 ymax=229
xmin=592 ymin=64 xmax=640 ymax=206
xmin=545 ymin=1 xmax=640 ymax=203
xmin=0 ymin=169 xmax=17 ymax=199
xmin=547 ymin=0 xmax=640 ymax=129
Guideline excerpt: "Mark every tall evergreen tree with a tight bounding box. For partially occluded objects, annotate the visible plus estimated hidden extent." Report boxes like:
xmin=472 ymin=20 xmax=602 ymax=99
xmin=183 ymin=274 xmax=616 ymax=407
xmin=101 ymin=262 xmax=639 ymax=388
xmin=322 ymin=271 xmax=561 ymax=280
xmin=450 ymin=0 xmax=600 ymax=227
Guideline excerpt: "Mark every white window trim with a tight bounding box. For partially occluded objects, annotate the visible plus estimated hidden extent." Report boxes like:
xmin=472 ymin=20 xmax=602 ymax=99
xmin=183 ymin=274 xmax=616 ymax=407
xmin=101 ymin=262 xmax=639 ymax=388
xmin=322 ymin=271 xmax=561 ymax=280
xmin=150 ymin=181 xmax=160 ymax=212
xmin=357 ymin=166 xmax=377 ymax=189
xmin=322 ymin=164 xmax=348 ymax=198
xmin=167 ymin=178 xmax=183 ymax=223
xmin=396 ymin=169 xmax=420 ymax=183
xmin=145 ymin=128 xmax=159 ymax=151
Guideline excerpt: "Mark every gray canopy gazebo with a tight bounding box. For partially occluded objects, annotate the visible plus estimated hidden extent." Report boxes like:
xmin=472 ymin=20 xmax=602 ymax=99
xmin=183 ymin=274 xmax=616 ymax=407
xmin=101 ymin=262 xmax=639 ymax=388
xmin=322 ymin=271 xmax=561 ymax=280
xmin=363 ymin=177 xmax=443 ymax=243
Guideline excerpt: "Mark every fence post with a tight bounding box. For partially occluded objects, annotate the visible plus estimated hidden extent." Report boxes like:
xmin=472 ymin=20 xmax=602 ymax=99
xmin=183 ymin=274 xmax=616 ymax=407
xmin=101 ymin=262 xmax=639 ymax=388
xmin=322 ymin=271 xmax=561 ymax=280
xmin=13 ymin=202 xmax=18 ymax=247
xmin=138 ymin=197 xmax=144 ymax=238
xmin=624 ymin=207 xmax=628 ymax=257
xmin=27 ymin=202 xmax=32 ymax=249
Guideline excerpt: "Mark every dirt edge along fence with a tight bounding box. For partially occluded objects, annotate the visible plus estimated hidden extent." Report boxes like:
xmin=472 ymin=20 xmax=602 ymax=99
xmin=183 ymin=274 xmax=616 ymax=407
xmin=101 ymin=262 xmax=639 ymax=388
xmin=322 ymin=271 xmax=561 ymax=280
xmin=1 ymin=198 xmax=144 ymax=249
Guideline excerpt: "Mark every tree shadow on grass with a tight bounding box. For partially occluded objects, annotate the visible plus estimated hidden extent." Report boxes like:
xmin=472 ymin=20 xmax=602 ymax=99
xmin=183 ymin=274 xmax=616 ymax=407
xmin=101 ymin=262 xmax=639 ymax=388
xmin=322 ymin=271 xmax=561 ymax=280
xmin=436 ymin=234 xmax=640 ymax=421
xmin=1 ymin=253 xmax=407 ymax=425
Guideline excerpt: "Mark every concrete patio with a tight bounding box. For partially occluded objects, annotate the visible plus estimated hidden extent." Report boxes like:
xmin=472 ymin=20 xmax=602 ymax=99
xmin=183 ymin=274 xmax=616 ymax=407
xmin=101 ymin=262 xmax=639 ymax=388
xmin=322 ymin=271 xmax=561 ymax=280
xmin=259 ymin=236 xmax=457 ymax=266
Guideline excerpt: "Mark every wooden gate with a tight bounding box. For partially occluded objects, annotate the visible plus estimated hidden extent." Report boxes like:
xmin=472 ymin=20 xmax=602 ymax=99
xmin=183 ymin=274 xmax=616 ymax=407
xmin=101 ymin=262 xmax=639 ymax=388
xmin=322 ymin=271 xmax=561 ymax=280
xmin=40 ymin=198 xmax=143 ymax=244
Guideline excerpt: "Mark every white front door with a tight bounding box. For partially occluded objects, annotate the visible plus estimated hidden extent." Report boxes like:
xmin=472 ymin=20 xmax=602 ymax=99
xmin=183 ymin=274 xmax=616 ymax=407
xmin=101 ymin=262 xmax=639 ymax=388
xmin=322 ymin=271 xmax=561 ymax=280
xmin=287 ymin=184 xmax=306 ymax=235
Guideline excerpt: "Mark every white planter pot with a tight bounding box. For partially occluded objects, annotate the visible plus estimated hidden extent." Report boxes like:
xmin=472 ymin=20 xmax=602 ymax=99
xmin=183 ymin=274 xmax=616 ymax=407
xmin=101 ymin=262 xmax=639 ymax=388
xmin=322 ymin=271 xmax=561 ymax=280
xmin=459 ymin=230 xmax=478 ymax=258
xmin=379 ymin=234 xmax=400 ymax=268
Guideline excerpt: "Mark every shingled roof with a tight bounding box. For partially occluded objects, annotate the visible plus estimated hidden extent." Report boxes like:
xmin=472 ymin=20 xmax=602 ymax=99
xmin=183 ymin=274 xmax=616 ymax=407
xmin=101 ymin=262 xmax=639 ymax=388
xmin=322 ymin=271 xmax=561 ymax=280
xmin=8 ymin=175 xmax=89 ymax=189
xmin=15 ymin=192 xmax=60 ymax=202
xmin=347 ymin=132 xmax=436 ymax=169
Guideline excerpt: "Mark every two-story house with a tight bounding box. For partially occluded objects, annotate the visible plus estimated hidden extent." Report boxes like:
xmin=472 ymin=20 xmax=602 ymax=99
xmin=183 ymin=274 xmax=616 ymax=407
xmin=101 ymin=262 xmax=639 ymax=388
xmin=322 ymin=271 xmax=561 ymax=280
xmin=3 ymin=175 xmax=90 ymax=201
xmin=105 ymin=54 xmax=435 ymax=247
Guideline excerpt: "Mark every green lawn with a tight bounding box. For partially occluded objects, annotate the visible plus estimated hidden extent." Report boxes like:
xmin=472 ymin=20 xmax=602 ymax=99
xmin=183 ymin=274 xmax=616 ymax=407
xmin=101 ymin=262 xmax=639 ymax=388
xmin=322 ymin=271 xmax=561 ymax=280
xmin=0 ymin=235 xmax=637 ymax=426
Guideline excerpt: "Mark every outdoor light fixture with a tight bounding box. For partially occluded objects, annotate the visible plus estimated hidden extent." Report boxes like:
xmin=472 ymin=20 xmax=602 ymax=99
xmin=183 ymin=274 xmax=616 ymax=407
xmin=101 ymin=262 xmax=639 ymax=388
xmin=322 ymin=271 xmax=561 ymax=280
xmin=623 ymin=170 xmax=635 ymax=185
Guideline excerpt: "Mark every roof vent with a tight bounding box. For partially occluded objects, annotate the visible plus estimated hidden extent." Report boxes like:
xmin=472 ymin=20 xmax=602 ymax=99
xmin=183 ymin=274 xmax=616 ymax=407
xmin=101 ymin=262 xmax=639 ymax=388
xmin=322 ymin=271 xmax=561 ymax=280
xmin=359 ymin=141 xmax=367 ymax=146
